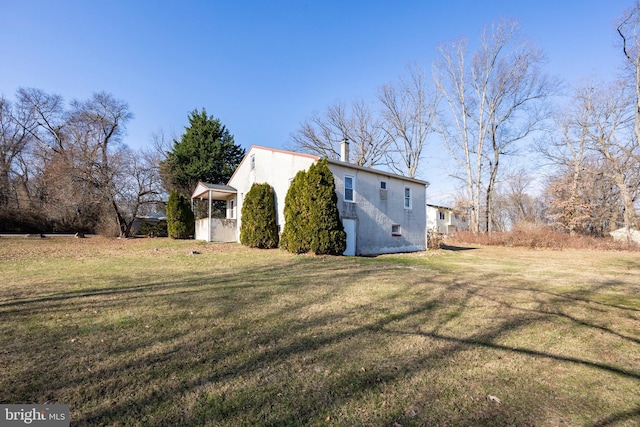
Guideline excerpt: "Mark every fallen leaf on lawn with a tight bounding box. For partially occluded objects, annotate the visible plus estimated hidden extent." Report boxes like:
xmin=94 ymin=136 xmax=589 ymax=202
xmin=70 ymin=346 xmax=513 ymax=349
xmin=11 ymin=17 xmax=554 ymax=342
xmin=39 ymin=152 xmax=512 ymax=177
xmin=488 ymin=395 xmax=501 ymax=404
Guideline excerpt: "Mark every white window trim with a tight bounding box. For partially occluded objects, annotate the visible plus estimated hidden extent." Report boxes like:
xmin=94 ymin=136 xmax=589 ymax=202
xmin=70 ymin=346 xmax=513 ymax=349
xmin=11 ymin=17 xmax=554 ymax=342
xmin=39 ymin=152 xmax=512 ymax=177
xmin=344 ymin=174 xmax=355 ymax=203
xmin=404 ymin=186 xmax=412 ymax=209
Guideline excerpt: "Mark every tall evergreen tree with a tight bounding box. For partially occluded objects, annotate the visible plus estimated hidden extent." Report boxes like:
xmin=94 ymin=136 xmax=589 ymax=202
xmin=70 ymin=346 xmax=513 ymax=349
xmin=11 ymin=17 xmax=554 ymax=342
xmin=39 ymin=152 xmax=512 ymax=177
xmin=280 ymin=169 xmax=312 ymax=253
xmin=160 ymin=109 xmax=244 ymax=197
xmin=281 ymin=159 xmax=346 ymax=255
xmin=166 ymin=190 xmax=194 ymax=239
xmin=307 ymin=159 xmax=346 ymax=255
xmin=240 ymin=183 xmax=279 ymax=248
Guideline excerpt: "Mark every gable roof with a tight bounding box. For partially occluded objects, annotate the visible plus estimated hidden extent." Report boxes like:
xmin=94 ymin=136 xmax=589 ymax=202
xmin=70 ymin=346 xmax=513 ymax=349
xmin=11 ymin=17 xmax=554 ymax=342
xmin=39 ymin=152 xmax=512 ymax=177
xmin=326 ymin=158 xmax=429 ymax=186
xmin=427 ymin=203 xmax=453 ymax=211
xmin=192 ymin=182 xmax=237 ymax=200
xmin=226 ymin=145 xmax=319 ymax=184
xmin=227 ymin=145 xmax=429 ymax=187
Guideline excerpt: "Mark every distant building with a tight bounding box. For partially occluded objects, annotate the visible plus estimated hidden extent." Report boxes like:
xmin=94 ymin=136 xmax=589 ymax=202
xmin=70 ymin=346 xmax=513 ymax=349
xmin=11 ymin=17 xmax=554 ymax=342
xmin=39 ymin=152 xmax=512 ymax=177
xmin=426 ymin=204 xmax=468 ymax=234
xmin=131 ymin=212 xmax=167 ymax=236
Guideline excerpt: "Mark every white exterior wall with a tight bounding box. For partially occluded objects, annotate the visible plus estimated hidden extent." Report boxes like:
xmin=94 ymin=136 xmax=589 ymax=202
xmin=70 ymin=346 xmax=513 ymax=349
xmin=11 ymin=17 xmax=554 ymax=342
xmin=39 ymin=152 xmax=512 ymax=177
xmin=427 ymin=205 xmax=445 ymax=233
xmin=224 ymin=145 xmax=426 ymax=255
xmin=227 ymin=146 xmax=317 ymax=241
xmin=427 ymin=205 xmax=468 ymax=233
xmin=195 ymin=218 xmax=236 ymax=242
xmin=328 ymin=162 xmax=427 ymax=256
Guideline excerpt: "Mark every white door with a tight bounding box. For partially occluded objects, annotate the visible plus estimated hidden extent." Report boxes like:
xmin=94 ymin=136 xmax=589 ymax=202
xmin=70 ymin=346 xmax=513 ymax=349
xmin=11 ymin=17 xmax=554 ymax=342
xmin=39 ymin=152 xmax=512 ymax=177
xmin=343 ymin=219 xmax=356 ymax=256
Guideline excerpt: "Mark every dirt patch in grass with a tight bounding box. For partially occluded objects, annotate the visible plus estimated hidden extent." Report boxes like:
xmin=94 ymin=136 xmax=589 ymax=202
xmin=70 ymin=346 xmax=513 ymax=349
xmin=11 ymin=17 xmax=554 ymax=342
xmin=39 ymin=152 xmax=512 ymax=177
xmin=1 ymin=238 xmax=639 ymax=426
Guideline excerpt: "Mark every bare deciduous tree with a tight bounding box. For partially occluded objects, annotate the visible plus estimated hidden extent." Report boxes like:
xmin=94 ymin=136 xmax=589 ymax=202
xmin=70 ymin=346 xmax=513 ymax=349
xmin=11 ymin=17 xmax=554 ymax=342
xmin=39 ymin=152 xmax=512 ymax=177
xmin=290 ymin=99 xmax=390 ymax=167
xmin=434 ymin=39 xmax=484 ymax=233
xmin=545 ymin=159 xmax=622 ymax=236
xmin=491 ymin=169 xmax=544 ymax=231
xmin=0 ymin=96 xmax=28 ymax=207
xmin=618 ymin=1 xmax=640 ymax=146
xmin=434 ymin=36 xmax=483 ymax=233
xmin=616 ymin=2 xmax=640 ymax=229
xmin=541 ymin=79 xmax=639 ymax=234
xmin=538 ymin=81 xmax=594 ymax=235
xmin=65 ymin=92 xmax=134 ymax=235
xmin=579 ymin=81 xmax=639 ymax=229
xmin=434 ymin=19 xmax=556 ymax=233
xmin=111 ymin=146 xmax=165 ymax=236
xmin=378 ymin=63 xmax=440 ymax=178
xmin=0 ymin=88 xmax=173 ymax=235
xmin=15 ymin=88 xmax=66 ymax=154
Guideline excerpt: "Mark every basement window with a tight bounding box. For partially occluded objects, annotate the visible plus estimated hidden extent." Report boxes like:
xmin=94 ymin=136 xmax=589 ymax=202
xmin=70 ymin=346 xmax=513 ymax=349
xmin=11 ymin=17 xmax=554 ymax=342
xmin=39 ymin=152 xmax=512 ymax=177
xmin=392 ymin=224 xmax=401 ymax=236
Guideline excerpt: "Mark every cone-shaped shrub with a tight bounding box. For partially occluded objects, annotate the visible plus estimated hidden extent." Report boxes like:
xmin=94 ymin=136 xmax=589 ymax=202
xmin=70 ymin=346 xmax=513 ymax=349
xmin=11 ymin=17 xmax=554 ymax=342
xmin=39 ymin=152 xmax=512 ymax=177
xmin=307 ymin=159 xmax=346 ymax=255
xmin=280 ymin=169 xmax=311 ymax=253
xmin=281 ymin=158 xmax=346 ymax=255
xmin=240 ymin=183 xmax=279 ymax=248
xmin=166 ymin=190 xmax=195 ymax=239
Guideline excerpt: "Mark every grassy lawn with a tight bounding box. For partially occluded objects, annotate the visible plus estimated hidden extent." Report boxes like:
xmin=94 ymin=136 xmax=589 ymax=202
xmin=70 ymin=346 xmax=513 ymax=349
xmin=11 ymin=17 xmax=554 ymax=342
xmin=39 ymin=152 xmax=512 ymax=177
xmin=1 ymin=237 xmax=639 ymax=426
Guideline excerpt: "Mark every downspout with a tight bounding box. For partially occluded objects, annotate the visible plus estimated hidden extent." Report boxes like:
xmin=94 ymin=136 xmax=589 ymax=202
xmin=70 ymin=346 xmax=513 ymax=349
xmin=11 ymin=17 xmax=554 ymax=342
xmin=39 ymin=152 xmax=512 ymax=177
xmin=208 ymin=189 xmax=212 ymax=243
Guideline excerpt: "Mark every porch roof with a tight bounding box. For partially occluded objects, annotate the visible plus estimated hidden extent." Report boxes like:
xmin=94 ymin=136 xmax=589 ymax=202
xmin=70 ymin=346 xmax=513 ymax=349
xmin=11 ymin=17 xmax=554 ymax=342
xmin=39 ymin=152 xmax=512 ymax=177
xmin=192 ymin=182 xmax=237 ymax=200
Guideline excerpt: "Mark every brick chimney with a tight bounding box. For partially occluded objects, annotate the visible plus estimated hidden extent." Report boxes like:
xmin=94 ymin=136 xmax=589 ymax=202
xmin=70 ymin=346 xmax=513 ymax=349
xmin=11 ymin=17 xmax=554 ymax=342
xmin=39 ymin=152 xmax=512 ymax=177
xmin=340 ymin=138 xmax=350 ymax=163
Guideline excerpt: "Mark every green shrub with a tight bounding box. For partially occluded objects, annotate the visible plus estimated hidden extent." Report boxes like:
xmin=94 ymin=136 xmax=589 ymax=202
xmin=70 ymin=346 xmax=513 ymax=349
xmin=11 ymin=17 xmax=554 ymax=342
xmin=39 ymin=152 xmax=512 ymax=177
xmin=139 ymin=220 xmax=168 ymax=237
xmin=280 ymin=170 xmax=310 ymax=253
xmin=307 ymin=159 xmax=346 ymax=255
xmin=240 ymin=183 xmax=279 ymax=248
xmin=281 ymin=159 xmax=346 ymax=255
xmin=166 ymin=190 xmax=194 ymax=239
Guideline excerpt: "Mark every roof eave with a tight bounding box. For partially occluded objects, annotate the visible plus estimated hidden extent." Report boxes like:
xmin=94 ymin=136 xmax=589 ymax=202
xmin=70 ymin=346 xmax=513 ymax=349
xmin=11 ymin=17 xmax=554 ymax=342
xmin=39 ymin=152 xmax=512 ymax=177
xmin=326 ymin=159 xmax=429 ymax=186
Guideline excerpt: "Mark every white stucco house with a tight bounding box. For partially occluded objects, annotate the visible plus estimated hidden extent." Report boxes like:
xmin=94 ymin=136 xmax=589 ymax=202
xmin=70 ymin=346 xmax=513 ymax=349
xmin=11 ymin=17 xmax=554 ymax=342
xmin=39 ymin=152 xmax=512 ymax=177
xmin=192 ymin=143 xmax=428 ymax=256
xmin=426 ymin=204 xmax=468 ymax=234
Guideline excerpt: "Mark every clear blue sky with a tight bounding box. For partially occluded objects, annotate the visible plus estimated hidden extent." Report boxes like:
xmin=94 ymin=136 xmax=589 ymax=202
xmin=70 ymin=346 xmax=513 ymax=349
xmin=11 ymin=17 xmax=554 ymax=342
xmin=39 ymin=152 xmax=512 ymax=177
xmin=0 ymin=0 xmax=631 ymax=203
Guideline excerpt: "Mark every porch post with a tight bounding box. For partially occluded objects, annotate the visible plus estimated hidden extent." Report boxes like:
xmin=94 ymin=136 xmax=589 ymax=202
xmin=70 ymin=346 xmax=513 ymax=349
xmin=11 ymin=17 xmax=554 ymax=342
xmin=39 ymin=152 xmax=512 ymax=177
xmin=208 ymin=189 xmax=212 ymax=243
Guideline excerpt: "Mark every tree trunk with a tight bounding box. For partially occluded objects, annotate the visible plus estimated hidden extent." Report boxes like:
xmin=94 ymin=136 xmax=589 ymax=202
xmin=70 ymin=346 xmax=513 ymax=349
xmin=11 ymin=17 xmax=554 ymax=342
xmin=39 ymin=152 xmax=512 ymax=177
xmin=485 ymin=129 xmax=500 ymax=234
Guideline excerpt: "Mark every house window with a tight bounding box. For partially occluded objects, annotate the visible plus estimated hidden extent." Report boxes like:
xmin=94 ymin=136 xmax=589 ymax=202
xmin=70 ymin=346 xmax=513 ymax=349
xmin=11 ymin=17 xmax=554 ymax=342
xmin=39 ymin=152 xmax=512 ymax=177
xmin=250 ymin=155 xmax=256 ymax=170
xmin=230 ymin=200 xmax=235 ymax=218
xmin=379 ymin=180 xmax=387 ymax=200
xmin=404 ymin=186 xmax=412 ymax=209
xmin=439 ymin=211 xmax=445 ymax=220
xmin=344 ymin=175 xmax=355 ymax=202
xmin=392 ymin=224 xmax=401 ymax=236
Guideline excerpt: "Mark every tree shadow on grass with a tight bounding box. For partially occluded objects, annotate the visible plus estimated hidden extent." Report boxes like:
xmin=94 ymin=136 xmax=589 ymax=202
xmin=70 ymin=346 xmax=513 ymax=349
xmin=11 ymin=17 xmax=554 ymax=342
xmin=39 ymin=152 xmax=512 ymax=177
xmin=81 ymin=271 xmax=638 ymax=425
xmin=589 ymin=404 xmax=640 ymax=426
xmin=471 ymin=282 xmax=640 ymax=346
xmin=75 ymin=279 xmax=527 ymax=426
xmin=3 ymin=253 xmax=639 ymax=426
xmin=441 ymin=244 xmax=477 ymax=251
